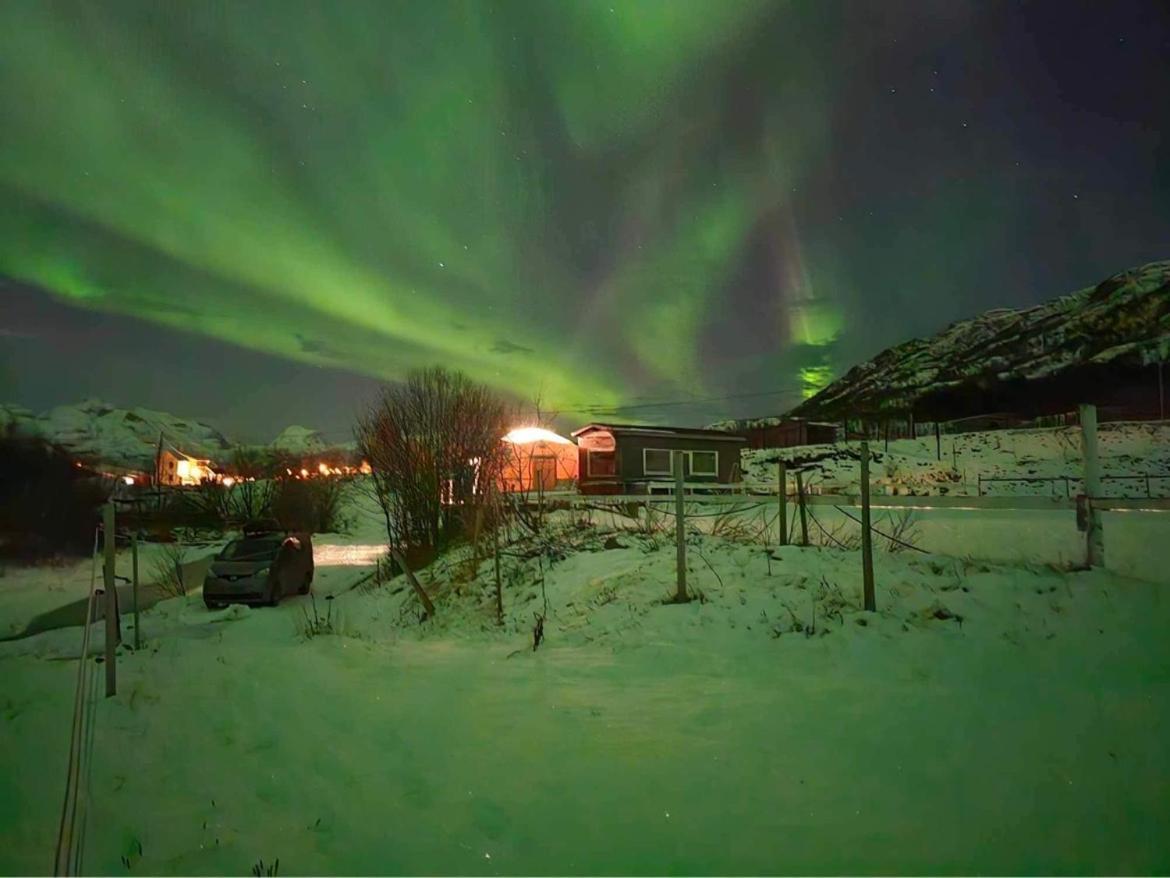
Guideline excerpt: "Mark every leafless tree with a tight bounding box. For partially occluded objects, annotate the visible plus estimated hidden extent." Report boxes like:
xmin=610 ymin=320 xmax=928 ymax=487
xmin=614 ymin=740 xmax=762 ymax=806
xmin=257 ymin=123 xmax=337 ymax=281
xmin=355 ymin=367 xmax=511 ymax=618
xmin=226 ymin=448 xmax=274 ymax=523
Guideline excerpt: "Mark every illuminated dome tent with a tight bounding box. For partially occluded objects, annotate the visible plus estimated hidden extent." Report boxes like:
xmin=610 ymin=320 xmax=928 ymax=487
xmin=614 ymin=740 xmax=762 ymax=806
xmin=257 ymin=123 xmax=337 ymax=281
xmin=498 ymin=427 xmax=578 ymax=493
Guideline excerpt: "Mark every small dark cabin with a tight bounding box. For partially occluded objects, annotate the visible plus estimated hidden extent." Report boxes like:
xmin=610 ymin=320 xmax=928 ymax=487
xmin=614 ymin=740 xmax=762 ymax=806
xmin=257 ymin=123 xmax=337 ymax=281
xmin=739 ymin=418 xmax=838 ymax=450
xmin=572 ymin=423 xmax=748 ymax=495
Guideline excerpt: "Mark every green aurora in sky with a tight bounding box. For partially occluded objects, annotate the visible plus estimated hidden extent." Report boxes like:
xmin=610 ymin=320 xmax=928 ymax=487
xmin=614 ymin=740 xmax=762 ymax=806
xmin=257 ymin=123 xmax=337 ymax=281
xmin=0 ymin=0 xmax=851 ymax=416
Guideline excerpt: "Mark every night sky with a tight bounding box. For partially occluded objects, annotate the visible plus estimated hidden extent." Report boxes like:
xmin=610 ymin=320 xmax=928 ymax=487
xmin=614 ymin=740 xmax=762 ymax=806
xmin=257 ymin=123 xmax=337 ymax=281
xmin=2 ymin=0 xmax=1168 ymax=441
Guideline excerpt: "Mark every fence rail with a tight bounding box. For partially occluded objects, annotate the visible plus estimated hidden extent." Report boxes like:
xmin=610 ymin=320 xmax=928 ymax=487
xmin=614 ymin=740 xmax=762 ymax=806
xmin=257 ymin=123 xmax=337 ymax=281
xmin=503 ymin=489 xmax=1170 ymax=512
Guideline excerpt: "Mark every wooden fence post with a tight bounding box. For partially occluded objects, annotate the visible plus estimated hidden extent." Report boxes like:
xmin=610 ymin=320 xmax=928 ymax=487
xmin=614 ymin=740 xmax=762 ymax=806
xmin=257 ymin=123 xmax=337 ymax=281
xmin=673 ymin=451 xmax=688 ymax=602
xmin=934 ymin=422 xmax=942 ymax=461
xmin=1158 ymin=359 xmax=1165 ymax=421
xmin=860 ymin=441 xmax=876 ymax=612
xmin=777 ymin=462 xmax=788 ymax=547
xmin=795 ymin=469 xmax=809 ymax=547
xmin=1079 ymin=403 xmax=1104 ymax=567
xmin=131 ymin=530 xmax=140 ymax=650
xmin=493 ymin=502 xmax=503 ymax=625
xmin=103 ymin=502 xmax=117 ymax=697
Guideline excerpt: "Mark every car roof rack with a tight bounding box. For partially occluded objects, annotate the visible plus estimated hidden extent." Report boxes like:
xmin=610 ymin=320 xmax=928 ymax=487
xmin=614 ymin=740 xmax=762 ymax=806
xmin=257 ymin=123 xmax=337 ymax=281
xmin=241 ymin=518 xmax=283 ymax=536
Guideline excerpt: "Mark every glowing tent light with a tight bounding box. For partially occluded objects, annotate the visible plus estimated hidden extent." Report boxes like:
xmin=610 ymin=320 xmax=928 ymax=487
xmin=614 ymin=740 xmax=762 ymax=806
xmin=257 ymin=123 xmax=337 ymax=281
xmin=503 ymin=426 xmax=573 ymax=445
xmin=122 ymin=476 xmax=135 ymax=485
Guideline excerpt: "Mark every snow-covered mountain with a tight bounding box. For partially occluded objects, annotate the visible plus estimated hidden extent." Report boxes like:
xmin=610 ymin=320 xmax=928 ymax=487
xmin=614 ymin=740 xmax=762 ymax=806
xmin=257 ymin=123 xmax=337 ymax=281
xmin=0 ymin=399 xmax=360 ymax=471
xmin=789 ymin=261 xmax=1170 ymax=421
xmin=1 ymin=398 xmax=233 ymax=471
xmin=270 ymin=425 xmax=330 ymax=455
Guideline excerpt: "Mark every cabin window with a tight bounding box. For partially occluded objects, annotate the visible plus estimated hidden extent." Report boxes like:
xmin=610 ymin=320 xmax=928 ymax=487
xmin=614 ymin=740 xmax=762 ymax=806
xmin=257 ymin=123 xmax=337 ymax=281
xmin=643 ymin=448 xmax=673 ymax=475
xmin=587 ymin=450 xmax=616 ymax=477
xmin=690 ymin=450 xmax=718 ymax=476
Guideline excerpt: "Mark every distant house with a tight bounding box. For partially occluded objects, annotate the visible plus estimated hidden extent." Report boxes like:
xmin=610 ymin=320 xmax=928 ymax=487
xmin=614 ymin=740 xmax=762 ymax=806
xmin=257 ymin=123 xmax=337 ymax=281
xmin=158 ymin=449 xmax=215 ymax=486
xmin=737 ymin=419 xmax=838 ymax=450
xmin=571 ymin=424 xmax=747 ymax=495
xmin=498 ymin=427 xmax=578 ymax=493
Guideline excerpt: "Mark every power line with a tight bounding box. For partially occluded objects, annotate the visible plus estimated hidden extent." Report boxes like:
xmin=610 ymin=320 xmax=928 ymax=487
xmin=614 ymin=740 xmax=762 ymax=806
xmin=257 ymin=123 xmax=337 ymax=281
xmin=564 ymin=388 xmax=805 ymax=416
xmin=289 ymin=388 xmax=806 ymax=438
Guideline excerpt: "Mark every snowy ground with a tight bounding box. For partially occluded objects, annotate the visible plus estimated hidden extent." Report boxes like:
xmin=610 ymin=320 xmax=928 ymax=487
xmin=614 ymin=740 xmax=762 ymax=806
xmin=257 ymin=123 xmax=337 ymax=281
xmin=743 ymin=421 xmax=1170 ymax=498
xmin=2 ymin=503 xmax=1169 ymax=875
xmin=0 ymin=541 xmax=225 ymax=641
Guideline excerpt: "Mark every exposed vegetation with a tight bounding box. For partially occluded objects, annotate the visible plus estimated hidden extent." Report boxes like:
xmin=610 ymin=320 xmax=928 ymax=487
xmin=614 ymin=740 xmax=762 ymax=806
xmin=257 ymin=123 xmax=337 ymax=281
xmin=0 ymin=433 xmax=109 ymax=561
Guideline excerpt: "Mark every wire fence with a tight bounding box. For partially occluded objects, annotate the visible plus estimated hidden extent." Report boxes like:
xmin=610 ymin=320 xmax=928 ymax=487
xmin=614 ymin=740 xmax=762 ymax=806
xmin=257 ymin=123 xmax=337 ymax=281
xmin=977 ymin=473 xmax=1170 ymax=498
xmin=54 ymin=527 xmax=101 ymax=876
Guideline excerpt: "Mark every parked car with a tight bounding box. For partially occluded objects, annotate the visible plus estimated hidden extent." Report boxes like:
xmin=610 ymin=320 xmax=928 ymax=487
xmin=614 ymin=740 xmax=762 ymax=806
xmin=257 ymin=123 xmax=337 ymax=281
xmin=203 ymin=530 xmax=314 ymax=609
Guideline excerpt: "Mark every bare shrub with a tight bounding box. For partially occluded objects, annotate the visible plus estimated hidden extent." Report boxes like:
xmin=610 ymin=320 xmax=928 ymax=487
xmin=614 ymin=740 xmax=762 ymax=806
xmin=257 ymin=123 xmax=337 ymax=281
xmin=151 ymin=541 xmax=190 ymax=597
xmin=297 ymin=594 xmax=345 ymax=639
xmin=883 ymin=510 xmax=922 ymax=553
xmin=808 ymin=512 xmax=861 ymax=551
xmin=709 ymin=504 xmax=765 ymax=544
xmin=271 ymin=478 xmax=345 ymax=533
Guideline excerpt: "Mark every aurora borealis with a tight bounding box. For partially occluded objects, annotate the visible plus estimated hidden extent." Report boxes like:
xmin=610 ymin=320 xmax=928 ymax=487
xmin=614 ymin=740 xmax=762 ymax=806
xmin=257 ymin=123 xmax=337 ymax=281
xmin=2 ymin=0 xmax=1168 ymax=437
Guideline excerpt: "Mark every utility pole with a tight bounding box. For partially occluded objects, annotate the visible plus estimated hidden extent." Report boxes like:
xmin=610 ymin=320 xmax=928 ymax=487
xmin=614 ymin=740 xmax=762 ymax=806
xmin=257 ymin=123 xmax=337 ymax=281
xmin=860 ymin=441 xmax=876 ymax=611
xmin=103 ymin=502 xmax=117 ymax=697
xmin=673 ymin=451 xmax=688 ymax=602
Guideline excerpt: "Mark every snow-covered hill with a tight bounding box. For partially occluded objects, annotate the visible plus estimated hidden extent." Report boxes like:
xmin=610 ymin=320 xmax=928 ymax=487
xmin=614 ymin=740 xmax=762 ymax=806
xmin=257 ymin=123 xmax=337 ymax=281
xmin=790 ymin=260 xmax=1170 ymax=421
xmin=0 ymin=398 xmax=233 ymax=470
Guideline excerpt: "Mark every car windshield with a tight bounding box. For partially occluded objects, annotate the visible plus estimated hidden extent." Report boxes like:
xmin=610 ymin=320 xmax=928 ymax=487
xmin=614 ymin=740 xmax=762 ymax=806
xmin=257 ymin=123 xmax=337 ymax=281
xmin=219 ymin=536 xmax=282 ymax=561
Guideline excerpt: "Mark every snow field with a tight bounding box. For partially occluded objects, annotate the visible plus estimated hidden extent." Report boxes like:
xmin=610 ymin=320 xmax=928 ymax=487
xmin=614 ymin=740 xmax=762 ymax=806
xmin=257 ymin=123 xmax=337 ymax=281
xmin=3 ymin=513 xmax=1168 ymax=874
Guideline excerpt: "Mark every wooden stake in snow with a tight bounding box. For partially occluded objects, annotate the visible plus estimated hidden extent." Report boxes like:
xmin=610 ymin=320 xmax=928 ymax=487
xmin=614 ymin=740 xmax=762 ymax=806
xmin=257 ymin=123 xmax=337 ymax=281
xmin=777 ymin=462 xmax=788 ymax=547
xmin=795 ymin=469 xmax=809 ymax=547
xmin=673 ymin=451 xmax=689 ymax=603
xmin=390 ymin=546 xmax=435 ymax=619
xmin=103 ymin=502 xmax=117 ymax=697
xmin=860 ymin=441 xmax=876 ymax=612
xmin=934 ymin=422 xmax=942 ymax=461
xmin=1079 ymin=403 xmax=1105 ymax=568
